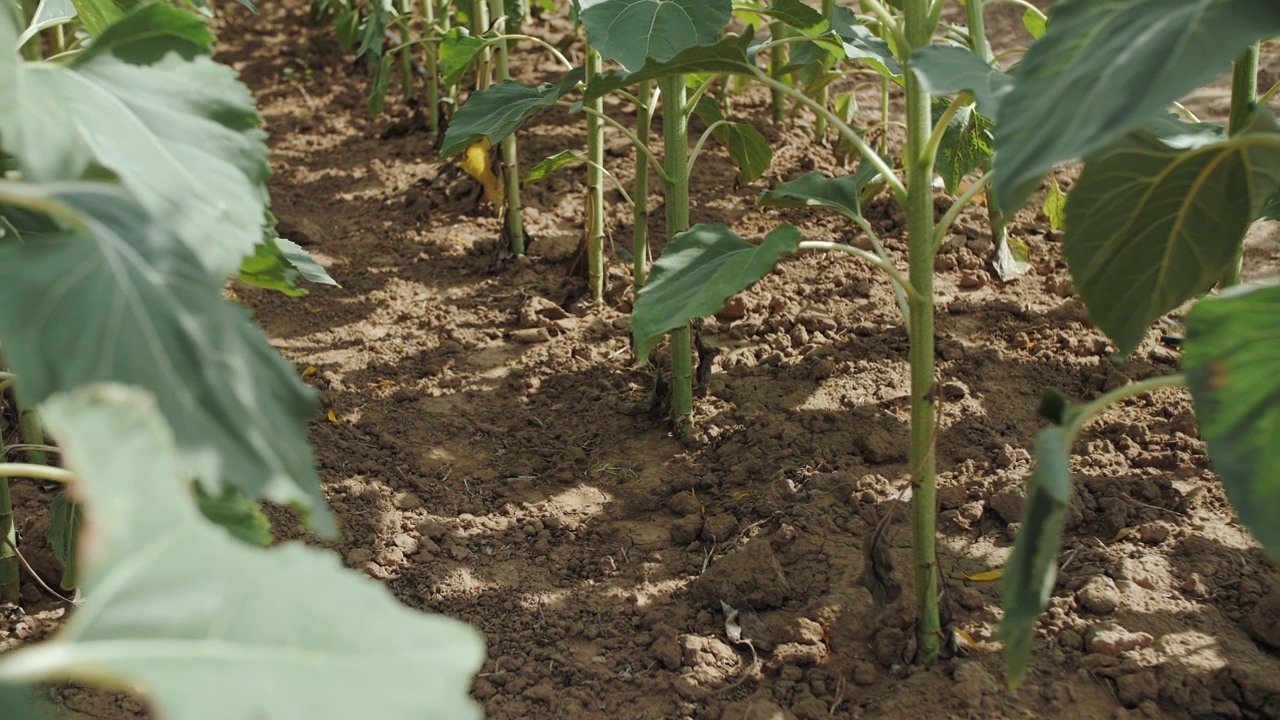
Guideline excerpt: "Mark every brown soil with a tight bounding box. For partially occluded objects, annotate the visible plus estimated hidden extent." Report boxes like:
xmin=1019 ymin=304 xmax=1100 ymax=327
xmin=5 ymin=3 xmax=1280 ymax=719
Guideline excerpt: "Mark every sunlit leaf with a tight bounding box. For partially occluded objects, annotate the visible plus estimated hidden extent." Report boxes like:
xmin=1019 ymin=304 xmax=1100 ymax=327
xmin=633 ymin=223 xmax=802 ymax=362
xmin=583 ymin=34 xmax=757 ymax=102
xmin=525 ymin=150 xmax=583 ymax=185
xmin=439 ymin=27 xmax=486 ymax=86
xmin=964 ymin=568 xmax=1003 ymax=582
xmin=579 ymin=0 xmax=732 ymax=72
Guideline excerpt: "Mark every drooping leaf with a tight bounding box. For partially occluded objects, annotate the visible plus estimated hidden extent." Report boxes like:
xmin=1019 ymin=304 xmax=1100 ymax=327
xmin=1022 ymin=7 xmax=1046 ymax=39
xmin=439 ymin=27 xmax=487 ymax=86
xmin=994 ymin=0 xmax=1280 ymax=211
xmin=46 ymin=492 xmax=80 ymax=590
xmin=931 ymin=98 xmax=994 ymax=193
xmin=993 ymin=233 xmax=1032 ymax=283
xmin=758 ymin=161 xmax=882 ymax=220
xmin=1063 ymin=114 xmax=1280 ymax=354
xmin=442 ymin=70 xmax=584 ymax=158
xmin=237 ymin=239 xmax=306 ymax=297
xmin=909 ymin=44 xmax=1010 ymax=119
xmin=195 ymin=485 xmax=274 ymax=547
xmin=583 ymin=34 xmax=756 ymax=102
xmin=633 ymin=223 xmax=802 ymax=362
xmin=579 ymin=0 xmax=732 ymax=72
xmin=1184 ymin=282 xmax=1280 ymax=559
xmin=0 ymin=4 xmax=271 ymax=280
xmin=525 ymin=150 xmax=583 ymax=185
xmin=368 ymin=52 xmax=393 ymax=116
xmin=828 ymin=6 xmax=901 ymax=79
xmin=0 ymin=181 xmax=336 ymax=537
xmin=16 ymin=0 xmax=75 ymax=49
xmin=1042 ymin=174 xmax=1065 ymax=230
xmin=693 ymin=97 xmax=772 ymax=184
xmin=0 ymin=384 xmax=486 ymax=720
xmin=999 ymin=425 xmax=1072 ymax=687
xmin=276 ymin=237 xmax=337 ymax=286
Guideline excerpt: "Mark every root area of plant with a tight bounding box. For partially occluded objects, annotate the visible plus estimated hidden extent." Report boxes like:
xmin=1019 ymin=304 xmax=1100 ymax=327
xmin=5 ymin=2 xmax=1280 ymax=719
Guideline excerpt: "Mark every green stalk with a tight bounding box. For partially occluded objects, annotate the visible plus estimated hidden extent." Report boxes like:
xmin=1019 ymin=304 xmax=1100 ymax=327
xmin=660 ymin=74 xmax=693 ymax=438
xmin=815 ymin=0 xmax=834 ymax=138
xmin=1220 ymin=42 xmax=1259 ymax=289
xmin=769 ymin=23 xmax=790 ymax=123
xmin=964 ymin=0 xmax=993 ymax=64
xmin=18 ymin=409 xmax=45 ymax=467
xmin=487 ymin=0 xmax=524 ymax=253
xmin=586 ymin=47 xmax=606 ymax=299
xmin=18 ymin=0 xmax=39 ymax=60
xmin=633 ymin=79 xmax=654 ymax=290
xmin=422 ymin=0 xmax=441 ymax=133
xmin=397 ymin=0 xmax=415 ymax=100
xmin=472 ymin=0 xmax=491 ymax=90
xmin=0 ymin=424 xmax=17 ymax=604
xmin=903 ymin=0 xmax=941 ymax=664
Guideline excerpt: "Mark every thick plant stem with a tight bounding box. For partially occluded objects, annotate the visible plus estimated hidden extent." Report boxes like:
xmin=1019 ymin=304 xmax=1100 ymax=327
xmin=587 ymin=48 xmax=606 ymax=299
xmin=660 ymin=74 xmax=694 ymax=439
xmin=815 ymin=0 xmax=834 ymax=138
xmin=18 ymin=409 xmax=45 ymax=467
xmin=769 ymin=23 xmax=790 ymax=123
xmin=397 ymin=0 xmax=415 ymax=100
xmin=0 ymin=425 xmax=17 ymax=604
xmin=472 ymin=0 xmax=491 ymax=91
xmin=904 ymin=0 xmax=941 ymax=665
xmin=633 ymin=79 xmax=654 ymax=290
xmin=1220 ymin=42 xmax=1259 ymax=289
xmin=487 ymin=0 xmax=525 ymax=253
xmin=422 ymin=0 xmax=441 ymax=134
xmin=964 ymin=0 xmax=992 ymax=64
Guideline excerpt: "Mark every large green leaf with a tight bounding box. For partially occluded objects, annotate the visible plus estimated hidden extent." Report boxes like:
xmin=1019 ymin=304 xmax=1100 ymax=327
xmin=1184 ymin=282 xmax=1280 ymax=559
xmin=828 ymin=6 xmax=901 ymax=79
xmin=633 ymin=223 xmax=802 ymax=362
xmin=692 ymin=97 xmax=772 ymax=184
xmin=0 ymin=384 xmax=486 ymax=720
xmin=441 ymin=70 xmax=584 ymax=158
xmin=999 ymin=424 xmax=1072 ymax=687
xmin=769 ymin=0 xmax=826 ymax=35
xmin=0 ymin=181 xmax=336 ymax=537
xmin=931 ymin=97 xmax=994 ymax=194
xmin=0 ymin=5 xmax=270 ymax=279
xmin=909 ymin=44 xmax=1010 ymax=119
xmin=582 ymin=33 xmax=756 ymax=102
xmin=0 ymin=680 xmax=52 ymax=720
xmin=579 ymin=0 xmax=732 ymax=72
xmin=757 ymin=160 xmax=882 ymax=220
xmin=1063 ymin=115 xmax=1280 ymax=354
xmin=994 ymin=0 xmax=1280 ymax=211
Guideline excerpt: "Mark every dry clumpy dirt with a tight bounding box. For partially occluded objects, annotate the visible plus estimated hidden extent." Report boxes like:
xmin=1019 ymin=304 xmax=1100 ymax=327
xmin=4 ymin=2 xmax=1280 ymax=719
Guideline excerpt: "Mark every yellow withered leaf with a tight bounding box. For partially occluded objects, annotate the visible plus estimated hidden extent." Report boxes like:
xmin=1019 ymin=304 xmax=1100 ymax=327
xmin=1109 ymin=527 xmax=1136 ymax=543
xmin=461 ymin=136 xmax=504 ymax=208
xmin=326 ymin=410 xmax=338 ymax=425
xmin=953 ymin=628 xmax=981 ymax=652
xmin=368 ymin=380 xmax=396 ymax=388
xmin=964 ymin=568 xmax=1003 ymax=582
xmin=302 ymin=366 xmax=318 ymax=377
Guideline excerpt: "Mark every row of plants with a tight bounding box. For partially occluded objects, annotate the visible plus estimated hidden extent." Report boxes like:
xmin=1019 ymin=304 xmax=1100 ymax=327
xmin=0 ymin=0 xmax=485 ymax=716
xmin=426 ymin=0 xmax=1280 ymax=683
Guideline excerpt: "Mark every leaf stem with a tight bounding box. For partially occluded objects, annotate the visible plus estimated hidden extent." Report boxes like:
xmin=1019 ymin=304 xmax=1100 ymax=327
xmin=1068 ymin=375 xmax=1187 ymax=440
xmin=1219 ymin=42 xmax=1260 ymax=289
xmin=559 ymin=102 xmax=672 ymax=185
xmin=586 ymin=47 xmax=606 ymax=300
xmin=634 ymin=79 xmax=654 ymax=289
xmin=0 ymin=464 xmax=73 ymax=483
xmin=798 ymin=240 xmax=918 ymax=305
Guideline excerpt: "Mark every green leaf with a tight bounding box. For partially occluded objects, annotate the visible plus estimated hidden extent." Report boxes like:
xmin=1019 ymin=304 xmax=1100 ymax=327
xmin=829 ymin=6 xmax=901 ymax=79
xmin=909 ymin=44 xmax=1010 ymax=119
xmin=195 ymin=485 xmax=274 ymax=547
xmin=1184 ymin=282 xmax=1280 ymax=559
xmin=0 ymin=680 xmax=53 ymax=720
xmin=524 ymin=149 xmax=583 ymax=185
xmin=1063 ymin=115 xmax=1280 ymax=355
xmin=68 ymin=0 xmax=141 ymax=37
xmin=999 ymin=425 xmax=1072 ymax=687
xmin=693 ymin=98 xmax=772 ymax=184
xmin=758 ymin=163 xmax=882 ymax=220
xmin=1022 ymin=7 xmax=1046 ymax=39
xmin=439 ymin=27 xmax=486 ymax=86
xmin=931 ymin=97 xmax=994 ymax=193
xmin=47 ymin=493 xmax=80 ymax=591
xmin=276 ymin=237 xmax=338 ymax=286
xmin=583 ymin=34 xmax=756 ymax=102
xmin=633 ymin=223 xmax=802 ymax=362
xmin=16 ymin=0 xmax=76 ymax=48
xmin=368 ymin=52 xmax=393 ymax=116
xmin=1042 ymin=174 xmax=1065 ymax=230
xmin=0 ymin=181 xmax=337 ymax=537
xmin=0 ymin=4 xmax=271 ymax=280
xmin=238 ymin=239 xmax=306 ymax=297
xmin=579 ymin=0 xmax=732 ymax=72
xmin=0 ymin=384 xmax=486 ymax=720
xmin=769 ymin=0 xmax=826 ymax=35
xmin=442 ymin=70 xmax=584 ymax=158
xmin=994 ymin=0 xmax=1280 ymax=211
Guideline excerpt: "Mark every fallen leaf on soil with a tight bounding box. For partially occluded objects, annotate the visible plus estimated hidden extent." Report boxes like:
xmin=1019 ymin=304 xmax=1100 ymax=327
xmin=326 ymin=410 xmax=338 ymax=425
xmin=302 ymin=366 xmax=318 ymax=377
xmin=1108 ymin=527 xmax=1136 ymax=543
xmin=964 ymin=569 xmax=1003 ymax=582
